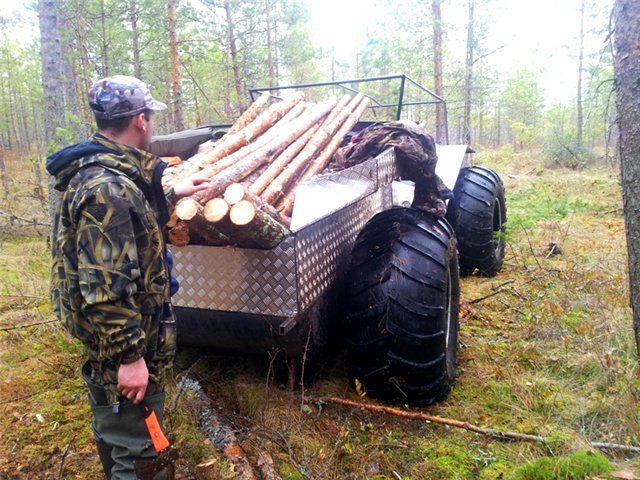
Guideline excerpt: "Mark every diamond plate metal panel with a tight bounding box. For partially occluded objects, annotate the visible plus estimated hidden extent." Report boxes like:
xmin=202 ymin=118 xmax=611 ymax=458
xmin=171 ymin=235 xmax=297 ymax=317
xmin=380 ymin=183 xmax=394 ymax=210
xmin=172 ymin=148 xmax=399 ymax=317
xmin=295 ymin=190 xmax=385 ymax=311
xmin=376 ymin=147 xmax=397 ymax=186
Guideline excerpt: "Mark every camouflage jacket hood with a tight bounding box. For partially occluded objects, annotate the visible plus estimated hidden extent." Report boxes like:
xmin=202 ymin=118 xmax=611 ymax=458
xmin=49 ymin=133 xmax=177 ymax=404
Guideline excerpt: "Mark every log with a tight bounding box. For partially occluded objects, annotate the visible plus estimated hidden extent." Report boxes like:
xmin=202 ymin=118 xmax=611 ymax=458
xmin=229 ymin=200 xmax=289 ymax=248
xmin=175 ymin=197 xmax=202 ymax=221
xmin=181 ymin=100 xmax=336 ymax=208
xmin=249 ymin=95 xmax=351 ymax=197
xmin=224 ymin=183 xmax=291 ymax=228
xmin=169 ymin=92 xmax=305 ymax=185
xmin=203 ymin=197 xmax=230 ymax=222
xmin=179 ymin=376 xmax=257 ymax=480
xmin=188 ymin=214 xmax=230 ymax=246
xmin=167 ymin=221 xmax=191 ymax=247
xmin=191 ymin=101 xmax=310 ymax=182
xmin=261 ymin=94 xmax=362 ymax=205
xmin=223 ymin=183 xmax=246 ymax=206
xmin=280 ymin=96 xmax=372 ymax=217
xmin=227 ymin=92 xmax=271 ymax=136
xmin=200 ymin=91 xmax=305 ymax=166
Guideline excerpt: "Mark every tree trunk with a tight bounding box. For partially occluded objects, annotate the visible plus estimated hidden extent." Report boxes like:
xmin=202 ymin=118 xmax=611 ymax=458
xmin=38 ymin=0 xmax=65 ymax=237
xmin=266 ymin=0 xmax=275 ymax=87
xmin=614 ymin=0 xmax=640 ymax=356
xmin=130 ymin=1 xmax=142 ymax=79
xmin=99 ymin=0 xmax=109 ymax=77
xmin=463 ymin=0 xmax=474 ymax=145
xmin=432 ymin=0 xmax=446 ymax=144
xmin=168 ymin=0 xmax=184 ymax=131
xmin=224 ymin=0 xmax=244 ymax=109
xmin=577 ymin=0 xmax=585 ymax=150
xmin=0 ymin=143 xmax=9 ymax=201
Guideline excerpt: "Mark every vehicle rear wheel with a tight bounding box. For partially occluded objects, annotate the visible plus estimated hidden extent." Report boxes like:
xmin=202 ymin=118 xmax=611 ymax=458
xmin=446 ymin=166 xmax=506 ymax=277
xmin=344 ymin=208 xmax=460 ymax=405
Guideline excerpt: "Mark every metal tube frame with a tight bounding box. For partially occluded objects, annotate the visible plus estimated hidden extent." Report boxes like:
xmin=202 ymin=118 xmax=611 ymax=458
xmin=249 ymin=74 xmax=450 ymax=144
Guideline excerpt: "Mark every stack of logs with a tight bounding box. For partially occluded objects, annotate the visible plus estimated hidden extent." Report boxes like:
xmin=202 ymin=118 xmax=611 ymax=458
xmin=164 ymin=91 xmax=370 ymax=249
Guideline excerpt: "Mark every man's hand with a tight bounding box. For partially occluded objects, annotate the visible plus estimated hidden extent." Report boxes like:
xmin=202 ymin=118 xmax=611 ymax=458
xmin=117 ymin=357 xmax=149 ymax=404
xmin=173 ymin=176 xmax=210 ymax=199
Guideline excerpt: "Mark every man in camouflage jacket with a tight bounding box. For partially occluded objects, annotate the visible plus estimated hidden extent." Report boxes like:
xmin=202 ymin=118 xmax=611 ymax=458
xmin=47 ymin=76 xmax=208 ymax=479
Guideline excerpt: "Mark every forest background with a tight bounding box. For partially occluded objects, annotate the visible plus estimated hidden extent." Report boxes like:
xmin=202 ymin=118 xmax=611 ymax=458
xmin=5 ymin=1 xmax=640 ymax=478
xmin=0 ymin=0 xmax=615 ymax=169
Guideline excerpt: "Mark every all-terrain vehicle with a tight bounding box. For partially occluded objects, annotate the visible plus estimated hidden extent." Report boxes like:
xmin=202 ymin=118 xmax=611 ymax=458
xmin=151 ymin=74 xmax=507 ymax=405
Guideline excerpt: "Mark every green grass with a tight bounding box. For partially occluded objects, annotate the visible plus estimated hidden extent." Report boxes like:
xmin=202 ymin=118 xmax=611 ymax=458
xmin=1 ymin=149 xmax=639 ymax=478
xmin=507 ymin=450 xmax=612 ymax=480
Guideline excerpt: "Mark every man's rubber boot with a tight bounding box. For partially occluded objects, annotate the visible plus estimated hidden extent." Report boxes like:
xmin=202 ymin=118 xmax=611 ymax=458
xmin=96 ymin=440 xmax=115 ymax=479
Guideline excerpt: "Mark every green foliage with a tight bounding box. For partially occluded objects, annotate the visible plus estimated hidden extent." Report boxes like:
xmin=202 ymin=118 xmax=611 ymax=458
xmin=507 ymin=450 xmax=612 ymax=480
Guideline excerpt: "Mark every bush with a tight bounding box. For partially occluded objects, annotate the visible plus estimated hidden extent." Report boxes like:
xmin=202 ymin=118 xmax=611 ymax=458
xmin=542 ymin=132 xmax=595 ymax=169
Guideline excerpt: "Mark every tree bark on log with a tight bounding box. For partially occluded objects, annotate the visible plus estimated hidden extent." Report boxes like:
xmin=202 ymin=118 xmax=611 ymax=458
xmin=229 ymin=200 xmax=288 ymax=248
xmin=278 ymin=96 xmax=371 ymax=218
xmin=168 ymin=220 xmax=191 ymax=247
xmin=249 ymin=95 xmax=351 ymax=197
xmin=261 ymin=94 xmax=362 ymax=205
xmin=614 ymin=0 xmax=640 ymax=356
xmin=224 ymin=183 xmax=291 ymax=228
xmin=189 ymin=214 xmax=230 ymax=246
xmin=181 ymin=100 xmax=335 ymax=208
xmin=191 ymin=101 xmax=310 ymax=182
xmin=170 ymin=92 xmax=305 ymax=184
xmin=180 ymin=376 xmax=257 ymax=480
xmin=227 ymin=92 xmax=271 ymax=136
xmin=200 ymin=91 xmax=304 ymax=166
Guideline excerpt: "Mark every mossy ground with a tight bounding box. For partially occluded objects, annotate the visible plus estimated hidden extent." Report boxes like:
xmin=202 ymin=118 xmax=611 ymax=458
xmin=1 ymin=149 xmax=638 ymax=479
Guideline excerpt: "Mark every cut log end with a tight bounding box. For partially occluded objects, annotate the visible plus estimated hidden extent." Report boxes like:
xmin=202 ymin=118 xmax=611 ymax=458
xmin=203 ymin=197 xmax=230 ymax=223
xmin=223 ymin=183 xmax=246 ymax=206
xmin=230 ymin=200 xmax=256 ymax=226
xmin=167 ymin=221 xmax=190 ymax=247
xmin=175 ymin=198 xmax=202 ymax=221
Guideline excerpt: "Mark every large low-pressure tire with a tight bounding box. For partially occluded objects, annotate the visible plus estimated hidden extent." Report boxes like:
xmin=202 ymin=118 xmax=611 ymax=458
xmin=343 ymin=208 xmax=460 ymax=405
xmin=446 ymin=166 xmax=506 ymax=277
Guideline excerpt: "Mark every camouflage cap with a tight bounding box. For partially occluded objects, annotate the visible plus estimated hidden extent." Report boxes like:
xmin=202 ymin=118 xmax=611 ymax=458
xmin=88 ymin=75 xmax=167 ymax=120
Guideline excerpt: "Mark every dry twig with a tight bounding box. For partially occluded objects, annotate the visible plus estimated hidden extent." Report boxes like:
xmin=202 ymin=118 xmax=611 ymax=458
xmin=310 ymin=396 xmax=640 ymax=455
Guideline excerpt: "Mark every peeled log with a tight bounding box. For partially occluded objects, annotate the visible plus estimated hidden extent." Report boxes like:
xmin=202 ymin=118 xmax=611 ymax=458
xmin=185 ymin=100 xmax=336 ymax=207
xmin=168 ymin=220 xmax=191 ymax=247
xmin=227 ymin=92 xmax=271 ymax=136
xmin=229 ymin=200 xmax=289 ymax=249
xmin=249 ymin=95 xmax=351 ymax=197
xmin=261 ymin=94 xmax=361 ymax=205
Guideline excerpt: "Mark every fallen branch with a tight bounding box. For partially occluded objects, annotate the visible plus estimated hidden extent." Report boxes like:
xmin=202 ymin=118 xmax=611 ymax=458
xmin=0 ymin=318 xmax=58 ymax=331
xmin=57 ymin=432 xmax=77 ymax=479
xmin=469 ymin=279 xmax=515 ymax=305
xmin=179 ymin=376 xmax=256 ymax=479
xmin=310 ymin=396 xmax=640 ymax=455
xmin=0 ymin=209 xmax=50 ymax=227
